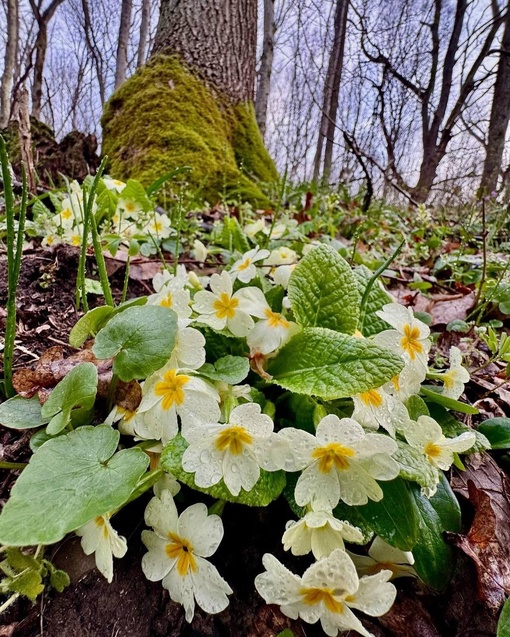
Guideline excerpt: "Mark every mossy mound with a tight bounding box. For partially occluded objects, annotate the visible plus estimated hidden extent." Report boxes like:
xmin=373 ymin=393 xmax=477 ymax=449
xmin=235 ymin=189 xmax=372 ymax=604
xmin=101 ymin=56 xmax=278 ymax=206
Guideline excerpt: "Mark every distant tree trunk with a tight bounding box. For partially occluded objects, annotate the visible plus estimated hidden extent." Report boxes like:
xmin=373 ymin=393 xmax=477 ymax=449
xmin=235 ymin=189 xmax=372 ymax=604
xmin=29 ymin=0 xmax=65 ymax=119
xmin=312 ymin=0 xmax=349 ymax=184
xmin=255 ymin=0 xmax=275 ymax=138
xmin=136 ymin=0 xmax=151 ymax=67
xmin=114 ymin=0 xmax=133 ymax=89
xmin=152 ymin=0 xmax=257 ymax=103
xmin=0 ymin=0 xmax=19 ymax=128
xmin=480 ymin=1 xmax=510 ymax=195
xmin=81 ymin=0 xmax=106 ymax=105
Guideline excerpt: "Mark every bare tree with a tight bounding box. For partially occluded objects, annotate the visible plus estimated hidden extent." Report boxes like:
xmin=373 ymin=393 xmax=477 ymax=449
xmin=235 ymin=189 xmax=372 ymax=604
xmin=1 ymin=0 xmax=19 ymax=128
xmin=136 ymin=0 xmax=151 ymax=67
xmin=114 ymin=0 xmax=133 ymax=89
xmin=256 ymin=0 xmax=275 ymax=137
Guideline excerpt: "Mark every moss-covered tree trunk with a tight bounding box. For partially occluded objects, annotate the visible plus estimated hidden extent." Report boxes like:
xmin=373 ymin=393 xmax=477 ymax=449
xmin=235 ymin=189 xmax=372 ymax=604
xmin=102 ymin=0 xmax=277 ymax=205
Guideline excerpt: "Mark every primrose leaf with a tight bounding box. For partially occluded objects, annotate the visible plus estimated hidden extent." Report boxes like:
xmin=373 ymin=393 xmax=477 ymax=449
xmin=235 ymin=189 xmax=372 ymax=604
xmin=354 ymin=265 xmax=393 ymax=337
xmin=288 ymin=244 xmax=360 ymax=334
xmin=93 ymin=306 xmax=178 ymax=381
xmin=69 ymin=306 xmax=114 ymax=347
xmin=421 ymin=386 xmax=478 ymax=415
xmin=220 ymin=216 xmax=250 ymax=253
xmin=9 ymin=570 xmax=44 ymax=600
xmin=0 ymin=396 xmax=46 ymax=429
xmin=394 ymin=440 xmax=439 ymax=489
xmin=41 ymin=363 xmax=98 ymax=435
xmin=478 ymin=418 xmax=510 ymax=450
xmin=497 ymin=596 xmax=510 ymax=637
xmin=0 ymin=425 xmax=149 ymax=546
xmin=198 ymin=355 xmax=250 ymax=384
xmin=161 ymin=433 xmax=286 ymax=507
xmin=120 ymin=179 xmax=152 ymax=212
xmin=267 ymin=328 xmax=404 ymax=399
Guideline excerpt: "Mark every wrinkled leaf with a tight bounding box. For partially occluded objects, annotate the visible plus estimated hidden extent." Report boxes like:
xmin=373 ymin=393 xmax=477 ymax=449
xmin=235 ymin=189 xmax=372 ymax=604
xmin=394 ymin=440 xmax=439 ymax=489
xmin=198 ymin=355 xmax=250 ymax=384
xmin=354 ymin=265 xmax=393 ymax=336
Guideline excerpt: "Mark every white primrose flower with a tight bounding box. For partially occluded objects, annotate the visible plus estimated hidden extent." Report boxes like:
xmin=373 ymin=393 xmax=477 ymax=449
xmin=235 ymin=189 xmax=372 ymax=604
xmin=42 ymin=233 xmax=62 ymax=248
xmin=282 ymin=504 xmax=364 ymax=559
xmin=75 ymin=515 xmax=127 ymax=583
xmin=439 ymin=346 xmax=470 ymax=400
xmin=352 ymin=387 xmax=410 ymax=437
xmin=278 ymin=415 xmax=399 ymax=508
xmin=119 ymin=198 xmax=142 ymax=218
xmin=270 ymin=264 xmax=297 ymax=289
xmin=191 ymin=270 xmax=257 ymax=336
xmin=152 ymin=264 xmax=188 ymax=293
xmin=404 ymin=415 xmax=476 ymax=472
xmin=244 ymin=218 xmax=266 ymax=238
xmin=264 ymin=246 xmax=297 ymax=266
xmin=383 ymin=363 xmax=426 ymax=402
xmin=144 ymin=211 xmax=173 ymax=239
xmin=105 ymin=404 xmax=146 ymax=437
xmin=153 ymin=471 xmax=181 ymax=498
xmin=349 ymin=536 xmax=416 ymax=580
xmin=181 ymin=403 xmax=283 ymax=496
xmin=142 ymin=490 xmax=232 ymax=622
xmin=374 ymin=303 xmax=431 ymax=371
xmin=255 ymin=548 xmax=396 ymax=637
xmin=166 ymin=320 xmax=206 ymax=370
xmin=193 ymin=239 xmax=209 ymax=262
xmin=230 ymin=246 xmax=270 ymax=283
xmin=236 ymin=286 xmax=298 ymax=355
xmin=63 ymin=225 xmax=86 ymax=247
xmin=56 ymin=205 xmax=75 ymax=229
xmin=137 ymin=369 xmax=220 ymax=443
xmin=103 ymin=177 xmax=126 ymax=192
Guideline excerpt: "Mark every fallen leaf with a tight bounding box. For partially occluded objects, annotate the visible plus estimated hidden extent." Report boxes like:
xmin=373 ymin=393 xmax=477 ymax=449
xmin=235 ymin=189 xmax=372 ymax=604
xmin=429 ymin=292 xmax=475 ymax=326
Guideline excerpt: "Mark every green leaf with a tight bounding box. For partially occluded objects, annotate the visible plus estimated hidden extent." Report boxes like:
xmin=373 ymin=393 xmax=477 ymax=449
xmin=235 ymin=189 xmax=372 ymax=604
xmin=333 ymin=478 xmax=418 ymax=551
xmin=93 ymin=306 xmax=178 ymax=381
xmin=41 ymin=363 xmax=98 ymax=435
xmin=146 ymin=166 xmax=192 ymax=196
xmin=48 ymin=566 xmax=70 ymax=593
xmin=84 ymin=278 xmax=104 ymax=295
xmin=6 ymin=548 xmax=40 ymax=572
xmin=497 ymin=597 xmax=510 ymax=637
xmin=267 ymin=328 xmax=404 ymax=399
xmin=198 ymin=355 xmax=250 ymax=384
xmin=405 ymin=395 xmax=430 ymax=421
xmin=161 ymin=434 xmax=286 ymax=507
xmin=276 ymin=631 xmax=295 ymax=637
xmin=421 ymin=386 xmax=478 ymax=414
xmin=220 ymin=217 xmax=250 ymax=253
xmin=408 ymin=476 xmax=461 ymax=590
xmin=478 ymin=418 xmax=510 ymax=450
xmin=288 ymin=244 xmax=360 ymax=334
xmin=9 ymin=570 xmax=44 ymax=600
xmin=0 ymin=396 xmax=46 ymax=429
xmin=428 ymin=404 xmax=489 ymax=453
xmin=394 ymin=440 xmax=439 ymax=489
xmin=69 ymin=306 xmax=114 ymax=347
xmin=354 ymin=266 xmax=393 ymax=336
xmin=95 ymin=187 xmax=118 ymax=224
xmin=0 ymin=425 xmax=149 ymax=546
xmin=120 ymin=179 xmax=152 ymax=212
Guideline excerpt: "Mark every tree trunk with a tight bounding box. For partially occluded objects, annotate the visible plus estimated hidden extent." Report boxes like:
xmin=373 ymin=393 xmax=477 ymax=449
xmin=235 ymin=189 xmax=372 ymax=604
xmin=136 ymin=0 xmax=151 ymax=68
xmin=0 ymin=0 xmax=18 ymax=129
xmin=152 ymin=0 xmax=257 ymax=103
xmin=480 ymin=1 xmax=510 ymax=195
xmin=312 ymin=0 xmax=349 ymax=184
xmin=255 ymin=0 xmax=275 ymax=138
xmin=114 ymin=0 xmax=133 ymax=89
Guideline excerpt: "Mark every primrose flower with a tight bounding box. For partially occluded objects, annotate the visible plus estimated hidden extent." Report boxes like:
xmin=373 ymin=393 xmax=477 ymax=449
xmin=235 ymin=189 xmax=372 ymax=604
xmin=137 ymin=369 xmax=220 ymax=442
xmin=282 ymin=504 xmax=364 ymax=559
xmin=349 ymin=536 xmax=416 ymax=580
xmin=181 ymin=403 xmax=282 ymax=496
xmin=119 ymin=198 xmax=141 ymax=218
xmin=142 ymin=491 xmax=232 ymax=622
xmin=56 ymin=206 xmax=75 ymax=229
xmin=278 ymin=415 xmax=399 ymax=508
xmin=352 ymin=387 xmax=410 ymax=437
xmin=383 ymin=362 xmax=426 ymax=402
xmin=439 ymin=346 xmax=470 ymax=399
xmin=230 ymin=246 xmax=270 ymax=283
xmin=374 ymin=303 xmax=431 ymax=370
xmin=103 ymin=177 xmax=126 ymax=192
xmin=148 ymin=270 xmax=192 ymax=319
xmin=165 ymin=321 xmax=206 ymax=370
xmin=264 ymin=246 xmax=297 ymax=266
xmin=63 ymin=225 xmax=86 ymax=247
xmin=42 ymin=233 xmax=62 ymax=248
xmin=75 ymin=514 xmax=127 ymax=583
xmin=404 ymin=415 xmax=475 ymax=472
xmin=192 ymin=239 xmax=209 ymax=262
xmin=255 ymin=549 xmax=396 ymax=637
xmin=145 ymin=211 xmax=173 ymax=239
xmin=244 ymin=218 xmax=266 ymax=238
xmin=192 ymin=270 xmax=256 ymax=336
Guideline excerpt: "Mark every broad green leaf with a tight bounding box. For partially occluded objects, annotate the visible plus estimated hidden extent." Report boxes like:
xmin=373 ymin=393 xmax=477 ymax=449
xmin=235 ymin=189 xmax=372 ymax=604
xmin=161 ymin=434 xmax=286 ymax=507
xmin=334 ymin=478 xmax=418 ymax=551
xmin=288 ymin=244 xmax=360 ymax=334
xmin=9 ymin=570 xmax=44 ymax=600
xmin=202 ymin=328 xmax=249 ymax=360
xmin=41 ymin=363 xmax=98 ymax=435
xmin=93 ymin=306 xmax=178 ymax=381
xmin=95 ymin=187 xmax=118 ymax=223
xmin=47 ymin=564 xmax=70 ymax=592
xmin=409 ymin=476 xmax=461 ymax=590
xmin=354 ymin=265 xmax=393 ymax=336
xmin=69 ymin=306 xmax=114 ymax=347
xmin=478 ymin=418 xmax=510 ymax=450
xmin=120 ymin=179 xmax=152 ymax=212
xmin=267 ymin=328 xmax=404 ymax=399
xmin=428 ymin=404 xmax=489 ymax=453
xmin=405 ymin=395 xmax=430 ymax=421
xmin=394 ymin=440 xmax=439 ymax=489
xmin=220 ymin=216 xmax=250 ymax=253
xmin=421 ymin=386 xmax=478 ymax=415
xmin=0 ymin=396 xmax=46 ymax=429
xmin=0 ymin=425 xmax=149 ymax=546
xmin=497 ymin=597 xmax=510 ymax=637
xmin=198 ymin=355 xmax=250 ymax=384
xmin=6 ymin=547 xmax=40 ymax=572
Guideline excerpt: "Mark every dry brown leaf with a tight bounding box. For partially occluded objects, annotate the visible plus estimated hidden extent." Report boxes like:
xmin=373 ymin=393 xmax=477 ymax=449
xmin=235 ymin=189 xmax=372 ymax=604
xmin=128 ymin=260 xmax=164 ymax=281
xmin=429 ymin=292 xmax=475 ymax=326
xmin=378 ymin=592 xmax=441 ymax=637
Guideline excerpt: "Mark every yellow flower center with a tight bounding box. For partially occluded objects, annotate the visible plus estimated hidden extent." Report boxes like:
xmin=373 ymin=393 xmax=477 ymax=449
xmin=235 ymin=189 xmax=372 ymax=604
xmin=300 ymin=587 xmax=344 ymax=614
xmin=62 ymin=208 xmax=72 ymax=219
xmin=153 ymin=221 xmax=163 ymax=232
xmin=114 ymin=180 xmax=124 ymax=187
xmin=312 ymin=443 xmax=356 ymax=473
xmin=125 ymin=201 xmax=136 ymax=213
xmin=154 ymin=370 xmax=190 ymax=410
xmin=46 ymin=236 xmax=55 ymax=245
xmin=238 ymin=258 xmax=252 ymax=271
xmin=424 ymin=441 xmax=442 ymax=460
xmin=94 ymin=516 xmax=109 ymax=539
xmin=400 ymin=324 xmax=423 ymax=360
xmin=160 ymin=293 xmax=173 ymax=308
xmin=391 ymin=375 xmax=400 ymax=392
xmin=443 ymin=370 xmax=457 ymax=390
xmin=359 ymin=389 xmax=383 ymax=407
xmin=118 ymin=406 xmax=136 ymax=422
xmin=213 ymin=292 xmax=239 ymax=319
xmin=264 ymin=307 xmax=290 ymax=328
xmin=71 ymin=235 xmax=81 ymax=246
xmin=215 ymin=426 xmax=253 ymax=454
xmin=166 ymin=533 xmax=197 ymax=576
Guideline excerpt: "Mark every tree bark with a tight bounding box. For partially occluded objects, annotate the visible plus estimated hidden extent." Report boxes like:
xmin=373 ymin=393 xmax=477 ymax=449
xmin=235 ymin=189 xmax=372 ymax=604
xmin=255 ymin=0 xmax=275 ymax=138
xmin=312 ymin=0 xmax=349 ymax=184
xmin=114 ymin=0 xmax=133 ymax=89
xmin=152 ymin=0 xmax=257 ymax=103
xmin=0 ymin=0 xmax=19 ymax=129
xmin=480 ymin=2 xmax=510 ymax=194
xmin=136 ymin=0 xmax=151 ymax=67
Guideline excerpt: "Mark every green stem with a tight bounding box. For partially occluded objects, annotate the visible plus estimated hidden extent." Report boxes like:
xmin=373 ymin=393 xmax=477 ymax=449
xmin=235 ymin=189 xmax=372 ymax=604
xmin=173 ymin=193 xmax=184 ymax=276
xmin=121 ymin=256 xmax=131 ymax=304
xmin=0 ymin=593 xmax=19 ymax=615
xmin=76 ymin=187 xmax=90 ymax=311
xmin=0 ymin=461 xmax=28 ymax=470
xmin=264 ymin=170 xmax=287 ymax=248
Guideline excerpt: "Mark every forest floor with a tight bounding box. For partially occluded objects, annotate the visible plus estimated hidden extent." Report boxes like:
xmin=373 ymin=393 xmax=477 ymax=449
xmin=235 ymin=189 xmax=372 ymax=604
xmin=1 ymin=219 xmax=510 ymax=636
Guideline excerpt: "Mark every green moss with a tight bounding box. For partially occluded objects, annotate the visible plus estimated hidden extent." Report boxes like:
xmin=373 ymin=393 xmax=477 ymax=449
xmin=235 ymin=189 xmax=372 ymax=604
xmin=101 ymin=56 xmax=277 ymax=206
